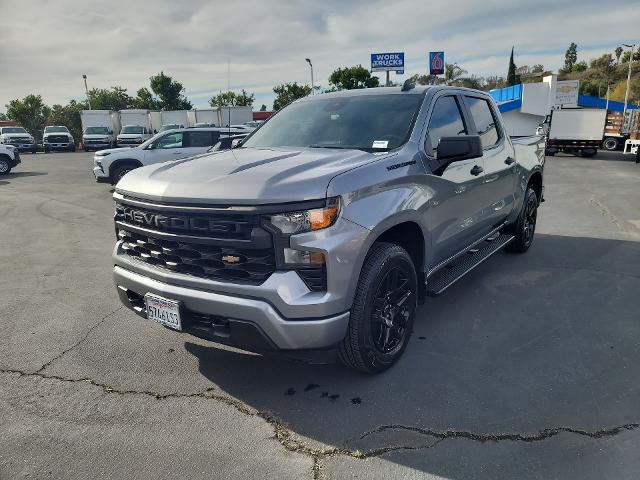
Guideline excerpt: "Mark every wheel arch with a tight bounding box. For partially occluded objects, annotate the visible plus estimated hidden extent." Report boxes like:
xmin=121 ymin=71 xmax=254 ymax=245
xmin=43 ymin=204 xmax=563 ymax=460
xmin=109 ymin=158 xmax=143 ymax=180
xmin=527 ymin=170 xmax=543 ymax=204
xmin=354 ymin=218 xmax=428 ymax=305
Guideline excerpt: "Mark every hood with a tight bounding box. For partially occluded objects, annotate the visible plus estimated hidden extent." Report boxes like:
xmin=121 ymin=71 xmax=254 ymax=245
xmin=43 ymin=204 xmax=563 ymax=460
xmin=83 ymin=133 xmax=111 ymax=139
xmin=1 ymin=133 xmax=32 ymax=139
xmin=116 ymin=147 xmax=385 ymax=205
xmin=96 ymin=147 xmax=137 ymax=155
xmin=118 ymin=133 xmax=144 ymax=138
xmin=44 ymin=132 xmax=72 ymax=138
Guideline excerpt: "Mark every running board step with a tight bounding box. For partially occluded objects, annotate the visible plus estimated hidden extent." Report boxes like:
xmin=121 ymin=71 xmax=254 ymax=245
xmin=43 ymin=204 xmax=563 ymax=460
xmin=426 ymin=234 xmax=514 ymax=296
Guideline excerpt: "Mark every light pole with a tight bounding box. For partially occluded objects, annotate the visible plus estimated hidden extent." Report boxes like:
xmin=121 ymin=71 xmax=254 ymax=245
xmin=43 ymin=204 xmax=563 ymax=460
xmin=82 ymin=74 xmax=91 ymax=110
xmin=623 ymin=43 xmax=635 ymax=115
xmin=305 ymin=58 xmax=314 ymax=95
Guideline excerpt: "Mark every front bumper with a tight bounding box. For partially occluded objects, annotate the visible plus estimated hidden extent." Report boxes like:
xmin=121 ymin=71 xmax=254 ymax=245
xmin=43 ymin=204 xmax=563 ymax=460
xmin=93 ymin=165 xmax=110 ymax=183
xmin=44 ymin=142 xmax=72 ymax=150
xmin=114 ymin=265 xmax=349 ymax=352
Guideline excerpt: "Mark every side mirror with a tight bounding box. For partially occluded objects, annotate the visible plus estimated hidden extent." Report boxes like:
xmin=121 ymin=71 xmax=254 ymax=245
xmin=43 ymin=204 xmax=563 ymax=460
xmin=436 ymin=136 xmax=482 ymax=163
xmin=231 ymin=138 xmax=242 ymax=148
xmin=108 ymin=130 xmax=113 ymax=135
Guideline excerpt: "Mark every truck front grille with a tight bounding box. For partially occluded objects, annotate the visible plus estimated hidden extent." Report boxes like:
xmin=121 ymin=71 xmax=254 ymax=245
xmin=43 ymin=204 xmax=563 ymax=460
xmin=115 ymin=200 xmax=277 ymax=285
xmin=46 ymin=135 xmax=69 ymax=143
xmin=118 ymin=229 xmax=276 ymax=284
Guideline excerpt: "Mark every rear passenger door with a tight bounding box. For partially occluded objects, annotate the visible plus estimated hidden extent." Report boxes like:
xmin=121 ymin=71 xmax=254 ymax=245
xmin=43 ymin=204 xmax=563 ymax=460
xmin=461 ymin=95 xmax=516 ymax=229
xmin=182 ymin=131 xmax=220 ymax=158
xmin=423 ymin=94 xmax=487 ymax=267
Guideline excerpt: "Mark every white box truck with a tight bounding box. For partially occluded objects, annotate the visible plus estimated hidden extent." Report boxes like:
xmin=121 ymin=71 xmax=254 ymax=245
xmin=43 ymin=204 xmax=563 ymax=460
xmin=117 ymin=109 xmax=153 ymax=147
xmin=544 ymin=108 xmax=607 ymax=157
xmin=218 ymin=106 xmax=252 ymax=127
xmin=159 ymin=110 xmax=189 ymax=131
xmin=188 ymin=108 xmax=221 ymax=127
xmin=81 ymin=110 xmax=120 ymax=151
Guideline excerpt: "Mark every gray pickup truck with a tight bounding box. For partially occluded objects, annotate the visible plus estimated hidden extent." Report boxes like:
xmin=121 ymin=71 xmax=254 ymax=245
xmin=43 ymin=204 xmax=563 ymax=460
xmin=112 ymin=84 xmax=545 ymax=373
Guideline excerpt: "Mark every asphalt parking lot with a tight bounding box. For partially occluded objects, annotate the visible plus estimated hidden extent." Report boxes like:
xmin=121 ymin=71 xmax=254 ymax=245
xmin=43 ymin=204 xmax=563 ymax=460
xmin=1 ymin=150 xmax=640 ymax=479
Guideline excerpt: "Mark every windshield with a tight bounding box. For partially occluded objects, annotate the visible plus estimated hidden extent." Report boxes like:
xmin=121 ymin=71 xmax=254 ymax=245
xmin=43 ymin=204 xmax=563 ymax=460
xmin=45 ymin=126 xmax=69 ymax=133
xmin=85 ymin=127 xmax=109 ymax=134
xmin=159 ymin=124 xmax=179 ymax=132
xmin=2 ymin=127 xmax=27 ymax=134
xmin=242 ymin=94 xmax=423 ymax=152
xmin=121 ymin=126 xmax=144 ymax=134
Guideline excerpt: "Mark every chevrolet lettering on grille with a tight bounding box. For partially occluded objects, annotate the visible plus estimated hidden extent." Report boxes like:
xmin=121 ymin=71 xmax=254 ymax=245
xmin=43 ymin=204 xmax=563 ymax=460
xmin=115 ymin=204 xmax=236 ymax=235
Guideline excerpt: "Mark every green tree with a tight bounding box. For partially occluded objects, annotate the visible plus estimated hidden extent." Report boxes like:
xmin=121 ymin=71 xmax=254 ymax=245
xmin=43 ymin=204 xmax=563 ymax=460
xmin=133 ymin=87 xmax=161 ymax=109
xmin=507 ymin=47 xmax=519 ymax=86
xmin=407 ymin=74 xmax=438 ymax=85
xmin=209 ymin=89 xmax=255 ymax=107
xmin=615 ymin=46 xmax=624 ymax=64
xmin=5 ymin=94 xmax=51 ymax=137
xmin=47 ymin=100 xmax=85 ymax=143
xmin=483 ymin=76 xmax=506 ymax=91
xmin=149 ymin=72 xmax=192 ymax=110
xmin=571 ymin=61 xmax=587 ymax=73
xmin=0 ymin=112 xmax=7 ymax=121
xmin=87 ymin=86 xmax=134 ymax=111
xmin=272 ymin=82 xmax=311 ymax=111
xmin=328 ymin=65 xmax=379 ymax=90
xmin=564 ymin=42 xmax=578 ymax=72
xmin=621 ymin=50 xmax=640 ymax=63
xmin=259 ymin=104 xmax=267 ymax=111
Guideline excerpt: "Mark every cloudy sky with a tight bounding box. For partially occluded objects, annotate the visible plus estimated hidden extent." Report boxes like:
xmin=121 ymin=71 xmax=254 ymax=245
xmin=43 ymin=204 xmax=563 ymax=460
xmin=1 ymin=0 xmax=639 ymax=111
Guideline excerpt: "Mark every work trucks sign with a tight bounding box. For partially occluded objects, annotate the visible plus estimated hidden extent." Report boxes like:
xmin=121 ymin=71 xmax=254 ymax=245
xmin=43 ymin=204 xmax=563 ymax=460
xmin=555 ymin=80 xmax=579 ymax=108
xmin=371 ymin=52 xmax=405 ymax=72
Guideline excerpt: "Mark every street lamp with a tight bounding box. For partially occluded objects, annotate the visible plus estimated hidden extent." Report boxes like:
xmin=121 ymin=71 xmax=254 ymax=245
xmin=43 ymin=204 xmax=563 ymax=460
xmin=82 ymin=74 xmax=91 ymax=110
xmin=623 ymin=43 xmax=635 ymax=115
xmin=305 ymin=58 xmax=314 ymax=95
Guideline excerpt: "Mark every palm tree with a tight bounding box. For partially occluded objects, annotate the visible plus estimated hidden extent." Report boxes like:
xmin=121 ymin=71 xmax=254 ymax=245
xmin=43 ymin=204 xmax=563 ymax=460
xmin=445 ymin=63 xmax=468 ymax=85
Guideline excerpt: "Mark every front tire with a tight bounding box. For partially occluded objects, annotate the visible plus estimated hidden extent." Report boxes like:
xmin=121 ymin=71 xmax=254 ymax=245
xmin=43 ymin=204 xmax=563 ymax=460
xmin=338 ymin=242 xmax=417 ymax=373
xmin=111 ymin=164 xmax=136 ymax=184
xmin=506 ymin=186 xmax=538 ymax=253
xmin=0 ymin=157 xmax=11 ymax=175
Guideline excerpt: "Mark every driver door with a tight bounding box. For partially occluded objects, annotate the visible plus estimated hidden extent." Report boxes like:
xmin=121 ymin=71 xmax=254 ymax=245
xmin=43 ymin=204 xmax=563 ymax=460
xmin=144 ymin=132 xmax=187 ymax=165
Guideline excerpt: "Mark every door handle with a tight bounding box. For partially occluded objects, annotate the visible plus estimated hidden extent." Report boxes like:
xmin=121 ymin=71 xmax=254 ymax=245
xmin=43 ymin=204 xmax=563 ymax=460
xmin=505 ymin=157 xmax=515 ymax=165
xmin=470 ymin=165 xmax=483 ymax=176
xmin=172 ymin=152 xmax=182 ymax=155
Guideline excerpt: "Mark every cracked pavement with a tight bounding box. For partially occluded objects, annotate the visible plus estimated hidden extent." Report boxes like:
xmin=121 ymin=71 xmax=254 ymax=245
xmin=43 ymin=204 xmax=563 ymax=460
xmin=1 ymin=151 xmax=640 ymax=479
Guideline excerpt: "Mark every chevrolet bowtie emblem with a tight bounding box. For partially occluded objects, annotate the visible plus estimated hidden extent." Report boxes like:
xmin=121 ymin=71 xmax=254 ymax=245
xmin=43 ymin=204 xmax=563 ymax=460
xmin=222 ymin=255 xmax=240 ymax=264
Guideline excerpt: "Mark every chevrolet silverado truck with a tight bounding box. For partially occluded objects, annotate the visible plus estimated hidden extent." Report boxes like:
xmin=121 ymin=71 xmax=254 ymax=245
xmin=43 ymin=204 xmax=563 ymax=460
xmin=94 ymin=128 xmax=244 ymax=184
xmin=112 ymin=84 xmax=545 ymax=373
xmin=0 ymin=144 xmax=21 ymax=174
xmin=43 ymin=125 xmax=75 ymax=152
xmin=0 ymin=126 xmax=36 ymax=153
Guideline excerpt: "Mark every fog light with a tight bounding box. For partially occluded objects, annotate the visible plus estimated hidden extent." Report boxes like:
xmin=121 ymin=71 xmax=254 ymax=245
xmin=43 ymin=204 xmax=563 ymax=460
xmin=283 ymin=248 xmax=325 ymax=265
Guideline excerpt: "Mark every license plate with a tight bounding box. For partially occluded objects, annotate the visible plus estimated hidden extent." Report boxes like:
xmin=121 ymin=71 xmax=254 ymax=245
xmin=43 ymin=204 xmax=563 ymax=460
xmin=145 ymin=294 xmax=182 ymax=330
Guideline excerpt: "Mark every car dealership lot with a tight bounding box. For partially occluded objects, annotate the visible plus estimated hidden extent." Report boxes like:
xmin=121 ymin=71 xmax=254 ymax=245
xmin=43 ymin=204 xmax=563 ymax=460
xmin=1 ymin=152 xmax=640 ymax=479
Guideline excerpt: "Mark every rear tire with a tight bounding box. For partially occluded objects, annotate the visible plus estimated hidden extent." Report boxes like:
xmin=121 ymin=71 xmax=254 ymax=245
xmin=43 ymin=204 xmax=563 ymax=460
xmin=338 ymin=242 xmax=417 ymax=373
xmin=602 ymin=137 xmax=619 ymax=151
xmin=506 ymin=186 xmax=538 ymax=253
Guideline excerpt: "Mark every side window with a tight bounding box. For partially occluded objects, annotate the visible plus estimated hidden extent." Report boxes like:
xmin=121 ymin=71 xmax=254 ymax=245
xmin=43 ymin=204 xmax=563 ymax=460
xmin=155 ymin=132 xmax=183 ymax=149
xmin=463 ymin=96 xmax=500 ymax=149
xmin=426 ymin=96 xmax=467 ymax=156
xmin=187 ymin=131 xmax=219 ymax=147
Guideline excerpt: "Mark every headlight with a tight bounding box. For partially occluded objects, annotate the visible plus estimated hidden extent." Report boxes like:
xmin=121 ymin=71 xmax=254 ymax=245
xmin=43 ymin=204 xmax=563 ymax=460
xmin=95 ymin=151 xmax=111 ymax=157
xmin=267 ymin=197 xmax=340 ymax=235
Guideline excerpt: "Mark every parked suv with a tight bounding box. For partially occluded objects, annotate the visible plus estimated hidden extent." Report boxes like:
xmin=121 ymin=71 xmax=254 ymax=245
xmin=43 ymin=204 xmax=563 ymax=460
xmin=0 ymin=144 xmax=20 ymax=174
xmin=0 ymin=126 xmax=36 ymax=153
xmin=43 ymin=125 xmax=75 ymax=152
xmin=111 ymin=85 xmax=545 ymax=373
xmin=94 ymin=128 xmax=235 ymax=184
